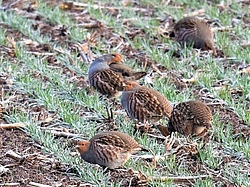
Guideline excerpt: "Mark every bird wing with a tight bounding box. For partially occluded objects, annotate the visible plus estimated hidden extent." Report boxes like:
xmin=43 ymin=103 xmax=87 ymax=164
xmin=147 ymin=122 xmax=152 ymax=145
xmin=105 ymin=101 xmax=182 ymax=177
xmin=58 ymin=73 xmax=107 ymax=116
xmin=175 ymin=18 xmax=198 ymax=36
xmin=109 ymin=63 xmax=134 ymax=77
xmin=109 ymin=63 xmax=147 ymax=81
xmin=94 ymin=133 xmax=130 ymax=151
xmin=133 ymin=89 xmax=164 ymax=117
xmin=91 ymin=69 xmax=124 ymax=91
xmin=189 ymin=102 xmax=212 ymax=123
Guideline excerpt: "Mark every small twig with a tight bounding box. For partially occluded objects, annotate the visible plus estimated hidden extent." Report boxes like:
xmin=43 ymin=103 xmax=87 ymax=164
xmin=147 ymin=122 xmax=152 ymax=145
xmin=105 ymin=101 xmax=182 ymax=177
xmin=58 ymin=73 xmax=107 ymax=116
xmin=0 ymin=122 xmax=26 ymax=129
xmin=132 ymin=154 xmax=165 ymax=162
xmin=75 ymin=43 xmax=91 ymax=64
xmin=149 ymin=175 xmax=210 ymax=183
xmin=76 ymin=22 xmax=102 ymax=28
xmin=122 ymin=17 xmax=153 ymax=24
xmin=43 ymin=130 xmax=82 ymax=138
xmin=28 ymin=182 xmax=52 ymax=187
xmin=211 ymin=26 xmax=233 ymax=32
xmin=34 ymin=155 xmax=57 ymax=163
xmin=217 ymin=57 xmax=238 ymax=62
xmin=39 ymin=127 xmax=70 ymax=131
xmin=6 ymin=150 xmax=23 ymax=161
xmin=26 ymin=51 xmax=55 ymax=56
xmin=0 ymin=183 xmax=20 ymax=186
xmin=113 ymin=41 xmax=123 ymax=51
xmin=151 ymin=63 xmax=163 ymax=76
xmin=60 ymin=1 xmax=152 ymax=12
xmin=147 ymin=133 xmax=166 ymax=140
xmin=2 ymin=163 xmax=21 ymax=168
xmin=181 ymin=76 xmax=197 ymax=83
xmin=184 ymin=9 xmax=205 ymax=17
xmin=200 ymin=97 xmax=227 ymax=105
xmin=32 ymin=143 xmax=45 ymax=149
xmin=205 ymin=102 xmax=226 ymax=106
xmin=68 ymin=184 xmax=94 ymax=187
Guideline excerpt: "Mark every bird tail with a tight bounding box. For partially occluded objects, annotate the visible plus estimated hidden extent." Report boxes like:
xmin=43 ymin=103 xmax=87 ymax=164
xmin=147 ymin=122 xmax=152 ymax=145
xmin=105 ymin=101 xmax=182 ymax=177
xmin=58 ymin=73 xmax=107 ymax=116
xmin=124 ymin=72 xmax=147 ymax=81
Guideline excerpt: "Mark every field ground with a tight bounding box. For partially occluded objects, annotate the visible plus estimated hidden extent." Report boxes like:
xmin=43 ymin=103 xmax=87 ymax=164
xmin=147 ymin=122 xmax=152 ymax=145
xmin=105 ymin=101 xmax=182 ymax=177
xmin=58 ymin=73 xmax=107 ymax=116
xmin=0 ymin=0 xmax=250 ymax=186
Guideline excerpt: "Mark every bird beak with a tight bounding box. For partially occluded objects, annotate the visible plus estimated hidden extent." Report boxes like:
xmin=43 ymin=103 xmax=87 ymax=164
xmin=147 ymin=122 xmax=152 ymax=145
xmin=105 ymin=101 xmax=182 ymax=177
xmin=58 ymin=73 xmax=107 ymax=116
xmin=75 ymin=145 xmax=80 ymax=152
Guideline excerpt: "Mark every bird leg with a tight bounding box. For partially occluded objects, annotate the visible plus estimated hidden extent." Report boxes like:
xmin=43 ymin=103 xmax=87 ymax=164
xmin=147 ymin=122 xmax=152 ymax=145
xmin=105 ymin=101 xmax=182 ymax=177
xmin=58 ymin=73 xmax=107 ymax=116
xmin=164 ymin=132 xmax=177 ymax=156
xmin=104 ymin=105 xmax=118 ymax=130
xmin=133 ymin=121 xmax=153 ymax=135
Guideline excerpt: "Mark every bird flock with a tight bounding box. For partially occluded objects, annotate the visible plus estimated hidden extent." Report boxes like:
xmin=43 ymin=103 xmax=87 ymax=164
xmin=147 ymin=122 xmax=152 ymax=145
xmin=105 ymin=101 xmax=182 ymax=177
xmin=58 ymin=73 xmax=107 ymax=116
xmin=76 ymin=16 xmax=215 ymax=169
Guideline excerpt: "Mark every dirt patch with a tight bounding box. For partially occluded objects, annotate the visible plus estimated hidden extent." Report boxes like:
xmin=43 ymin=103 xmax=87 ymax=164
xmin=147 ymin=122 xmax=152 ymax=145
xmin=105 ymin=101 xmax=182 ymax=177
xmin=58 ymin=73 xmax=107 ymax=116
xmin=0 ymin=128 xmax=87 ymax=186
xmin=109 ymin=169 xmax=148 ymax=186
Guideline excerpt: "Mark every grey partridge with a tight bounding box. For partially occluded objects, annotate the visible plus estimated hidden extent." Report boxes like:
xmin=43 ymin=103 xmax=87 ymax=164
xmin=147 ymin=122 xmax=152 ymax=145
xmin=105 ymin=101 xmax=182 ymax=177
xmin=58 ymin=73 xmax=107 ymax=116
xmin=88 ymin=53 xmax=125 ymax=98
xmin=88 ymin=53 xmax=146 ymax=98
xmin=76 ymin=131 xmax=144 ymax=169
xmin=174 ymin=16 xmax=217 ymax=55
xmin=168 ymin=100 xmax=212 ymax=137
xmin=121 ymin=81 xmax=172 ymax=123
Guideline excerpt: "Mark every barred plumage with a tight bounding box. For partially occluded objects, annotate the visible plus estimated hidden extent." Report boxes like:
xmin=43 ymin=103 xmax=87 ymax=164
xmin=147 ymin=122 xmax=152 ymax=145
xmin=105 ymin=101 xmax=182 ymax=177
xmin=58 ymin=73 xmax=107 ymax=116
xmin=121 ymin=81 xmax=172 ymax=123
xmin=174 ymin=16 xmax=217 ymax=55
xmin=88 ymin=53 xmax=146 ymax=98
xmin=76 ymin=131 xmax=143 ymax=169
xmin=168 ymin=100 xmax=212 ymax=137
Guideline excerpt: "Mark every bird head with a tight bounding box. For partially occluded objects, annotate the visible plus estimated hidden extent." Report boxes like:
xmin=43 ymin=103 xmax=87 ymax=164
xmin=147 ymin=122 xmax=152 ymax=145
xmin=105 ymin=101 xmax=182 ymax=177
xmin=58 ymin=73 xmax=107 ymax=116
xmin=76 ymin=140 xmax=90 ymax=154
xmin=124 ymin=81 xmax=139 ymax=91
xmin=108 ymin=53 xmax=123 ymax=65
xmin=204 ymin=39 xmax=217 ymax=56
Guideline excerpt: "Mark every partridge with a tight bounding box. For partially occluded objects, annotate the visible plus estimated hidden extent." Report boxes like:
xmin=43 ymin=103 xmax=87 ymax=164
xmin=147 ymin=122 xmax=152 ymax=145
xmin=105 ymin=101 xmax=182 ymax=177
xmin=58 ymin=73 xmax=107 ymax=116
xmin=88 ymin=53 xmax=146 ymax=98
xmin=121 ymin=81 xmax=172 ymax=123
xmin=174 ymin=16 xmax=217 ymax=55
xmin=76 ymin=131 xmax=144 ymax=169
xmin=88 ymin=53 xmax=125 ymax=98
xmin=168 ymin=100 xmax=212 ymax=137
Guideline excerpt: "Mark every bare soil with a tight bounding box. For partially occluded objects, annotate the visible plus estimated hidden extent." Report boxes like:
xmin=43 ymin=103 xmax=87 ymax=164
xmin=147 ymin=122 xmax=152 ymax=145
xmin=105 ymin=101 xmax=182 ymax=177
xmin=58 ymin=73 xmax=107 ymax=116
xmin=0 ymin=128 xmax=85 ymax=186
